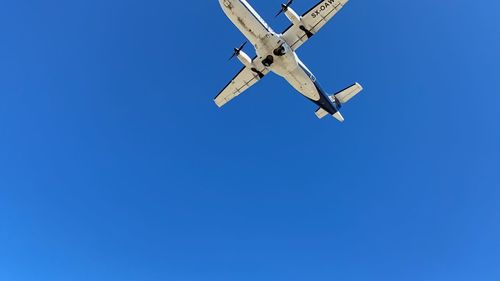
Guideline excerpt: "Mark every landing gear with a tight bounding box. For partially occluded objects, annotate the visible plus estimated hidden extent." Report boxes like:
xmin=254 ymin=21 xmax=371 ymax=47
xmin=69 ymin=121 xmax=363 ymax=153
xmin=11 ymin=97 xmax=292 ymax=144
xmin=273 ymin=45 xmax=287 ymax=56
xmin=262 ymin=55 xmax=274 ymax=67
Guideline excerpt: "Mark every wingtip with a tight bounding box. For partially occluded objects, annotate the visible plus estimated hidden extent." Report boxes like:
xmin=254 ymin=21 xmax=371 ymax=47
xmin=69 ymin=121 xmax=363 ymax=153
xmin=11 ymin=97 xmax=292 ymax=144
xmin=214 ymin=99 xmax=223 ymax=108
xmin=355 ymin=82 xmax=363 ymax=91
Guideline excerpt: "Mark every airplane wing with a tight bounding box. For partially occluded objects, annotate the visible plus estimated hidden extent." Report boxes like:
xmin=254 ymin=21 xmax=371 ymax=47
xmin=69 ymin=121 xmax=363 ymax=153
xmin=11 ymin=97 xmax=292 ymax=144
xmin=214 ymin=64 xmax=269 ymax=107
xmin=281 ymin=0 xmax=348 ymax=51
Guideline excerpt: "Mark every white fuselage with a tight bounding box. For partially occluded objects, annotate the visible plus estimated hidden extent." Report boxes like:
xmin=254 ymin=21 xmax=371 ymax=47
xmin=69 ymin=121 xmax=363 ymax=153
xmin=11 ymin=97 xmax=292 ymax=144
xmin=219 ymin=0 xmax=321 ymax=102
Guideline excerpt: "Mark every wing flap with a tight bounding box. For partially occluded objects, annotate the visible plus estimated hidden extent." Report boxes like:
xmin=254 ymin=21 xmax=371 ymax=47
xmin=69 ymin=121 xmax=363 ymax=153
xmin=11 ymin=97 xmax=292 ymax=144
xmin=215 ymin=65 xmax=269 ymax=107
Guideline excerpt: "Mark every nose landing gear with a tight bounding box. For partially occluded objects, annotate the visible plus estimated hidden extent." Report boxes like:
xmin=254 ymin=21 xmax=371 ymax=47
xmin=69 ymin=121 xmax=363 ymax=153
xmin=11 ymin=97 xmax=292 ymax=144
xmin=261 ymin=44 xmax=287 ymax=67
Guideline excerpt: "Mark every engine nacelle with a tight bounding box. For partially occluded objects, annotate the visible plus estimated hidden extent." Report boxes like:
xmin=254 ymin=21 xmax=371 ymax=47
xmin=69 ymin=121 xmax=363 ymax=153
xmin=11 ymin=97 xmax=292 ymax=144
xmin=236 ymin=50 xmax=252 ymax=67
xmin=284 ymin=7 xmax=301 ymax=25
xmin=284 ymin=7 xmax=314 ymax=38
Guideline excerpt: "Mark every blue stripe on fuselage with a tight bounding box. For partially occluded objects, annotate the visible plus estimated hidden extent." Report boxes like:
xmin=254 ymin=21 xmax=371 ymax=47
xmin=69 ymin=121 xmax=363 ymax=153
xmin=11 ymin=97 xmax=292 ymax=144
xmin=298 ymin=63 xmax=339 ymax=115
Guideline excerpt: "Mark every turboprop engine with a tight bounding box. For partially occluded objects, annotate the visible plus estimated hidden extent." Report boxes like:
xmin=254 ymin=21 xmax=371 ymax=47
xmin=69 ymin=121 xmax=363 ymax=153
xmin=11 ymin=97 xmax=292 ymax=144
xmin=276 ymin=0 xmax=299 ymax=23
xmin=229 ymin=41 xmax=252 ymax=66
xmin=236 ymin=49 xmax=252 ymax=66
xmin=284 ymin=7 xmax=301 ymax=25
xmin=275 ymin=0 xmax=314 ymax=38
xmin=229 ymin=41 xmax=265 ymax=78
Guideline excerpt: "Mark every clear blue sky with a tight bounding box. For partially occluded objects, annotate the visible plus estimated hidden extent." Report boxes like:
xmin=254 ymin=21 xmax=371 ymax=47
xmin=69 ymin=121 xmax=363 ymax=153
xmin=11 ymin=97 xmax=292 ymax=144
xmin=1 ymin=0 xmax=499 ymax=280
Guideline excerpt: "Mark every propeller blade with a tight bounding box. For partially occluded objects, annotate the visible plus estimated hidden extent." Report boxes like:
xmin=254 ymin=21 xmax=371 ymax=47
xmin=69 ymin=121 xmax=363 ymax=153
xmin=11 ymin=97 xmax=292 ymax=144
xmin=275 ymin=0 xmax=294 ymax=18
xmin=238 ymin=41 xmax=247 ymax=50
xmin=229 ymin=41 xmax=247 ymax=61
xmin=275 ymin=4 xmax=286 ymax=17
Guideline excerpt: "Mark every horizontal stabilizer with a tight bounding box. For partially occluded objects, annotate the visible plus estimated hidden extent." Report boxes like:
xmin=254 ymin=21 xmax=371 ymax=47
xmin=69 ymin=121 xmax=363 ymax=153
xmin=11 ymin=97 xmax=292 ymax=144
xmin=315 ymin=107 xmax=344 ymax=122
xmin=315 ymin=107 xmax=329 ymax=119
xmin=333 ymin=83 xmax=363 ymax=104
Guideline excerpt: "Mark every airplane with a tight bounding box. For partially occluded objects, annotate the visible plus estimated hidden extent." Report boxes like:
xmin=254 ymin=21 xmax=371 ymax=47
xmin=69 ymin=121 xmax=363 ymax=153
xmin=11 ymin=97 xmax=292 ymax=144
xmin=214 ymin=0 xmax=363 ymax=121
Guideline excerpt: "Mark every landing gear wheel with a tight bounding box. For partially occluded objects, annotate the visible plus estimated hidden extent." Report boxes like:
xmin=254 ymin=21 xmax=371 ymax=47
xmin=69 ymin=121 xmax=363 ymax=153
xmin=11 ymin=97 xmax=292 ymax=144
xmin=273 ymin=45 xmax=286 ymax=56
xmin=262 ymin=55 xmax=274 ymax=67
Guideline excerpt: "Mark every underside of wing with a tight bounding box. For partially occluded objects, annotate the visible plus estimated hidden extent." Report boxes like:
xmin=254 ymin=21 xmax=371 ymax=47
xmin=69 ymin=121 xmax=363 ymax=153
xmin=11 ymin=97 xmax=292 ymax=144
xmin=214 ymin=65 xmax=269 ymax=108
xmin=281 ymin=0 xmax=348 ymax=50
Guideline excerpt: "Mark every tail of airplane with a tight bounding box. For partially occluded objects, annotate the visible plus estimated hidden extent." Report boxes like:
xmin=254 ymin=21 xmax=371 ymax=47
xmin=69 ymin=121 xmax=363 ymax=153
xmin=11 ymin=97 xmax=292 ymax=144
xmin=333 ymin=83 xmax=363 ymax=104
xmin=315 ymin=83 xmax=363 ymax=121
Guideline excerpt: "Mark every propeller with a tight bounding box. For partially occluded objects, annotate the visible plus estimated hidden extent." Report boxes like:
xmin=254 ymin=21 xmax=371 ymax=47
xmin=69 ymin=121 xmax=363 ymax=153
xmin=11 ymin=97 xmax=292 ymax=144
xmin=275 ymin=0 xmax=293 ymax=17
xmin=229 ymin=41 xmax=248 ymax=61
